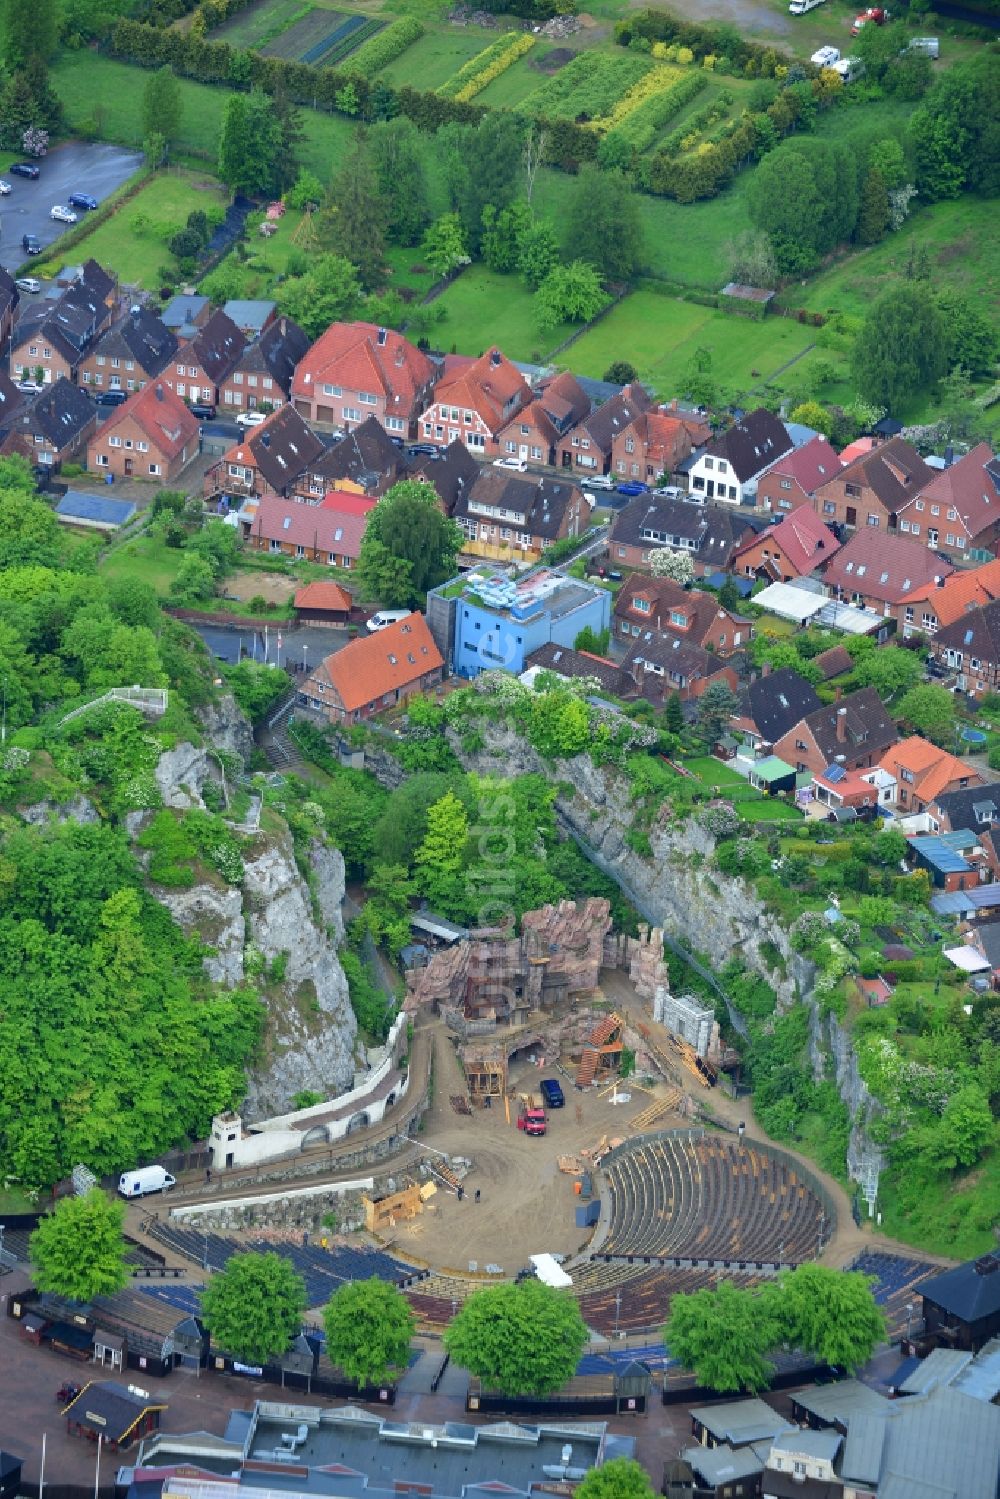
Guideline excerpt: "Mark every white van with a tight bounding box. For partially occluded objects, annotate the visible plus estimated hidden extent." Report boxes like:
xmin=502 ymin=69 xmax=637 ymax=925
xmin=811 ymin=45 xmax=841 ymax=66
xmin=367 ymin=609 xmax=413 ymax=633
xmin=119 ymin=1166 xmax=176 ymax=1198
xmin=789 ymin=0 xmax=824 ymax=15
xmin=833 ymin=55 xmax=866 ymax=81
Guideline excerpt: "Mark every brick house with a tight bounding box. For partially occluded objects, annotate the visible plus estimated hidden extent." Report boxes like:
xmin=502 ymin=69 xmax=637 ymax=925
xmin=163 ymin=309 xmax=246 ymax=410
xmin=0 ymin=370 xmax=25 ymax=432
xmin=610 ymin=405 xmax=711 ymax=485
xmin=687 ymin=408 xmax=793 ymax=506
xmin=894 ymin=558 xmax=1000 ymax=640
xmin=10 ymin=260 xmax=117 ymax=386
xmin=295 ymin=415 xmax=407 ymax=502
xmin=929 ymin=598 xmax=1000 ymax=697
xmin=0 ymin=268 xmax=18 ymax=356
xmin=608 ymin=493 xmax=767 ymax=576
xmin=621 ymin=634 xmax=738 ymax=703
xmin=0 ymin=377 xmax=97 ymax=469
xmin=877 ymin=737 xmax=983 ymax=815
xmin=557 ymin=383 xmax=651 ymax=476
xmin=820 ymin=529 xmax=952 ymax=617
xmin=292 ymin=321 xmax=435 ymax=438
xmin=812 ymin=437 xmax=934 ymax=533
xmin=218 ymin=315 xmax=310 ymax=413
xmin=614 ymin=575 xmax=752 ymax=655
xmin=453 ymin=471 xmax=587 ymax=563
xmin=731 ymin=667 xmax=821 ymax=754
xmin=78 ymin=307 xmax=177 ymax=398
xmin=300 ymin=612 xmax=444 ymax=724
xmin=772 ymin=687 xmax=897 ymax=776
xmin=731 ymin=506 xmax=840 ymax=583
xmin=245 ymin=492 xmax=372 ymax=569
xmin=894 ymin=444 xmax=1000 ymax=564
xmin=497 ymin=371 xmax=591 ymax=467
xmin=87 ymin=380 xmax=199 ymax=482
xmin=205 ymin=405 xmax=326 ymax=503
xmin=419 ymin=347 xmax=530 ymax=457
xmin=406 ymin=440 xmax=481 ymax=514
xmin=755 ymin=435 xmax=843 ymax=515
xmin=525 ymin=641 xmax=635 ymax=698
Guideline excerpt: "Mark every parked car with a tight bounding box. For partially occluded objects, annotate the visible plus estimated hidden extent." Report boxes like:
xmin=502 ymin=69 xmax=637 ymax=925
xmin=67 ymin=192 xmax=99 ymax=211
xmin=190 ymin=402 xmax=216 ymax=420
xmin=616 ymin=481 xmax=648 ymax=496
xmin=236 ymin=410 xmax=267 ymax=429
xmin=540 ymin=1078 xmax=565 ymax=1109
xmin=852 ymin=6 xmax=889 ymax=30
xmin=50 ymin=205 xmax=78 ymax=224
xmin=407 ymin=442 xmax=437 ymax=458
xmin=15 ymin=277 xmax=41 ymax=294
xmin=96 ymin=389 xmax=128 ymax=407
xmin=16 ymin=380 xmax=45 ymax=394
xmin=584 ymin=474 xmax=614 ymax=490
xmin=0 ymin=180 xmax=11 ymax=196
xmin=21 ymin=234 xmax=42 ymax=255
xmin=493 ymin=456 xmax=528 ymax=472
xmin=367 ymin=609 xmax=412 ymax=633
xmin=811 ymin=44 xmax=841 ymax=65
xmin=9 ymin=162 xmax=40 ymax=179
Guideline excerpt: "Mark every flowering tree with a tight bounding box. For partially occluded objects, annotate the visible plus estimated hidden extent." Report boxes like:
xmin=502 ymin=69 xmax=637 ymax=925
xmin=649 ymin=548 xmax=695 ymax=584
xmin=22 ymin=127 xmax=49 ymax=157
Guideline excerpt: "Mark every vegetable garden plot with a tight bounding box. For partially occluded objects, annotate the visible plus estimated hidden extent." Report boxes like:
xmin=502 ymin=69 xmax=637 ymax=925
xmin=516 ymin=52 xmax=652 ymax=123
xmin=260 ymin=9 xmax=380 ymax=63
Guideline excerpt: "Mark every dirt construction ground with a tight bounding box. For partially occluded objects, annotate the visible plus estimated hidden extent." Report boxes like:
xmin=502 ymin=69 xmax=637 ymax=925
xmin=384 ymin=1026 xmax=685 ymax=1274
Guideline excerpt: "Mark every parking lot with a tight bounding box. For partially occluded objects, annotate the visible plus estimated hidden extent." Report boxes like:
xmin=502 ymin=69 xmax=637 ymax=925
xmin=0 ymin=142 xmax=143 ymax=272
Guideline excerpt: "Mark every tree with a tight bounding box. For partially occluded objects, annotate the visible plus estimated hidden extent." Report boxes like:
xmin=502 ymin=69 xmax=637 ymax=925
xmin=3 ymin=0 xmax=58 ymax=68
xmin=29 ymin=1189 xmax=128 ymax=1301
xmin=665 ymin=1280 xmax=779 ymax=1393
xmin=368 ymin=118 xmax=431 ymax=246
xmin=218 ymin=91 xmax=281 ymax=198
xmin=856 ymin=166 xmax=889 ymax=245
xmin=649 ymin=548 xmax=695 ymax=585
xmin=566 ymin=166 xmax=644 ymax=282
xmin=789 ymin=401 xmax=833 ymax=439
xmin=414 ymin=790 xmax=469 ymax=910
xmin=574 ymin=625 xmax=611 ymax=656
xmin=516 ymin=218 xmax=560 ymax=290
xmin=141 ymin=67 xmax=182 ymax=157
xmin=420 ymin=213 xmax=470 ymax=280
xmin=444 ymin=1279 xmax=588 ymax=1396
xmin=603 ymin=361 xmax=638 ymax=385
xmin=939 ymin=1084 xmax=995 ymax=1169
xmin=356 ymin=481 xmax=462 ymax=607
xmin=911 ymin=54 xmax=1000 ymax=201
xmin=534 ymin=262 xmax=610 ymax=331
xmin=272 ymin=82 xmax=304 ymax=195
xmin=322 ymin=139 xmax=389 ymax=291
xmin=664 ymin=692 xmax=684 ymax=735
xmin=696 ymin=680 xmax=739 ymax=743
xmin=287 ymin=168 xmax=323 ymax=211
xmin=170 ymin=554 xmax=217 ymax=604
xmin=852 ymin=286 xmax=947 ymax=410
xmin=854 ymin=646 xmax=922 ymax=702
xmin=768 ymin=1265 xmax=886 ymax=1372
xmin=276 ymin=255 xmax=362 ymax=341
xmin=574 ymin=1460 xmax=656 ymax=1499
xmin=898 ymin=683 xmax=956 ymax=747
xmin=680 ymin=346 xmax=715 ymax=408
xmin=200 ymin=1252 xmax=307 ymax=1365
xmin=935 ymin=290 xmax=998 ymax=379
xmin=481 ymin=199 xmax=533 ymax=275
xmin=323 ymin=1278 xmax=416 ymax=1388
xmin=223 ymin=662 xmax=291 ymax=725
xmin=439 ymin=114 xmax=523 ymax=255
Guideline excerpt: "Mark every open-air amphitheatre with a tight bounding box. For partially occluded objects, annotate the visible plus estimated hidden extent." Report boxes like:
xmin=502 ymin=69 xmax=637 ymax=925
xmin=134 ymin=897 xmax=844 ymax=1341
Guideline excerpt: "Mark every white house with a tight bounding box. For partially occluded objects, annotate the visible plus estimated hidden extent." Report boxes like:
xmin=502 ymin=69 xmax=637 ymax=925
xmin=688 ymin=408 xmax=794 ymax=506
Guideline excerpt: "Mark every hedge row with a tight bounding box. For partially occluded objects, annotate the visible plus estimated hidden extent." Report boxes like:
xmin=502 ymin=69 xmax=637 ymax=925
xmin=346 ymin=17 xmax=424 ymax=78
xmin=599 ymin=67 xmax=706 ymax=160
xmin=615 ymin=6 xmax=795 ymax=78
xmin=438 ymin=31 xmax=535 ymax=102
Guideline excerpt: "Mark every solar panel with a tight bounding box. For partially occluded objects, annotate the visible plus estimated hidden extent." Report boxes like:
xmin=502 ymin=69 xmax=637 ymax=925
xmin=823 ymin=763 xmax=847 ymax=783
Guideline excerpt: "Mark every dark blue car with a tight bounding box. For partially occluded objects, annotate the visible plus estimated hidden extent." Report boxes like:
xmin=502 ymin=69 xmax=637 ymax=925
xmin=540 ymin=1078 xmax=565 ymax=1109
xmin=68 ymin=192 xmax=99 ymax=211
xmin=616 ymin=481 xmax=648 ymax=496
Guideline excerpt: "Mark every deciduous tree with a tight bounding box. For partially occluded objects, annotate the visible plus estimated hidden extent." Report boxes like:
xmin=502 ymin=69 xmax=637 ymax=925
xmin=649 ymin=548 xmax=695 ymax=585
xmin=29 ymin=1190 xmax=129 ymax=1301
xmin=3 ymin=0 xmax=58 ymax=67
xmin=566 ymin=166 xmax=644 ymax=282
xmin=444 ymin=1279 xmax=588 ymax=1396
xmin=201 ymin=1252 xmax=307 ymax=1365
xmin=665 ymin=1280 xmax=779 ymax=1392
xmin=767 ymin=1264 xmax=886 ymax=1371
xmin=275 ymin=255 xmax=362 ymax=341
xmin=420 ymin=213 xmax=470 ymax=280
xmin=534 ymin=261 xmax=609 ymax=331
xmin=414 ymin=790 xmax=469 ymax=910
xmin=141 ymin=67 xmax=182 ymax=157
xmin=574 ymin=1460 xmax=656 ymax=1499
xmin=368 ymin=118 xmax=431 ymax=246
xmin=357 ymin=480 xmax=462 ymax=607
xmin=852 ymin=286 xmax=947 ymax=410
xmin=853 ymin=646 xmax=922 ymax=702
xmin=218 ymin=91 xmax=281 ymax=198
xmin=323 ymin=1278 xmax=415 ymax=1388
xmin=897 ymin=683 xmax=956 ymax=746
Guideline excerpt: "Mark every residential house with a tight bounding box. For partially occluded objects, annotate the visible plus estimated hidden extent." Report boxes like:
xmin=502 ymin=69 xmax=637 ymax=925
xmin=0 ymin=378 xmax=97 ymax=469
xmin=419 ymin=347 xmax=529 ymax=456
xmin=406 ymin=439 xmax=481 ymax=513
xmin=426 ymin=566 xmax=611 ymax=679
xmin=497 ymin=370 xmax=591 ymax=467
xmin=812 ymin=436 xmax=934 ymax=533
xmin=820 ymin=529 xmax=952 ymax=617
xmin=292 ymin=321 xmax=435 ymax=438
xmin=687 ymin=408 xmax=794 ymax=506
xmin=754 ymin=434 xmax=843 ymax=515
xmin=732 ymin=667 xmax=821 ymax=753
xmin=78 ymin=308 xmax=178 ymax=395
xmin=245 ymin=492 xmax=371 ymax=569
xmin=666 ymin=1443 xmax=770 ymax=1499
xmin=218 ymin=315 xmax=310 ymax=413
xmin=87 ymin=380 xmax=199 ymax=482
xmin=557 ymin=383 xmax=652 ymax=476
xmin=761 ymin=1429 xmax=842 ymax=1499
xmin=0 ymin=268 xmax=18 ymax=354
xmin=930 ymin=785 xmax=1000 ymax=836
xmin=222 ymin=299 xmax=276 ymax=339
xmin=453 ymin=471 xmax=587 ymax=563
xmin=731 ymin=507 xmax=840 ymax=583
xmin=908 ymin=830 xmax=985 ymax=891
xmin=614 ymin=575 xmax=753 ymax=655
xmin=895 ymin=444 xmax=1000 ymax=563
xmin=812 ymin=644 xmax=854 ymax=682
xmin=161 ymin=294 xmax=211 ymax=340
xmin=163 ymin=309 xmax=246 ymax=410
xmin=877 ymin=737 xmax=982 ymax=814
xmin=772 ymin=687 xmax=897 ymax=775
xmin=300 ymin=613 xmax=444 ymax=724
xmin=296 ymin=415 xmax=406 ymax=501
xmin=895 ymin=557 xmax=1000 ymax=639
xmin=10 ymin=260 xmax=117 ymax=385
xmin=205 ymin=405 xmax=326 ymax=503
xmin=293 ymin=580 xmax=353 ymax=628
xmin=928 ymin=597 xmax=1000 ymax=696
xmin=524 ymin=642 xmax=633 ymax=698
xmin=610 ymin=404 xmax=711 ymax=485
xmin=809 ymin=762 xmax=884 ymax=820
xmin=608 ymin=493 xmax=768 ymax=575
xmin=621 ymin=634 xmax=738 ymax=704
xmin=0 ymin=369 xmax=25 ymax=430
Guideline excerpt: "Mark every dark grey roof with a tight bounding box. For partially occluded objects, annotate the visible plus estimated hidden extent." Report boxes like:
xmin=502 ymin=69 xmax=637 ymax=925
xmin=233 ymin=315 xmax=310 ymax=395
xmin=798 ymin=687 xmax=897 ymax=763
xmin=934 ymin=598 xmax=1000 ymax=664
xmin=622 ymin=632 xmax=728 ymax=689
xmin=223 ymin=298 xmax=276 ymax=333
xmin=63 ymin=1380 xmax=163 ymax=1444
xmin=56 ymin=491 xmax=136 ymax=527
xmin=7 ymin=377 xmax=96 ymax=449
xmin=244 ymin=406 xmax=326 ymax=494
xmin=841 ymin=1385 xmax=1000 ymax=1499
xmin=972 ymin=919 xmax=1000 ymax=969
xmin=835 ymin=438 xmax=935 ymax=516
xmin=703 ymin=407 xmax=794 ymax=483
xmin=932 ymin=785 xmax=1000 ymax=829
xmin=742 ymin=667 xmax=821 ymax=744
xmin=406 ymin=439 xmax=481 ymax=510
xmin=0 ymin=369 xmax=25 ymax=423
xmin=573 ymin=383 xmax=652 ymax=455
xmin=690 ymin=1397 xmax=792 ymax=1445
xmin=187 ymin=309 xmax=246 ymax=383
xmin=921 ymin=1255 xmax=1000 ymax=1324
xmin=0 ymin=267 xmax=17 ymax=320
xmin=315 ymin=416 xmax=404 ymax=489
xmin=91 ymin=309 xmax=178 ymax=377
xmin=527 ymin=642 xmax=632 ymax=697
xmin=161 ymin=293 xmax=210 ymax=334
xmin=457 ymin=471 xmax=584 ymax=542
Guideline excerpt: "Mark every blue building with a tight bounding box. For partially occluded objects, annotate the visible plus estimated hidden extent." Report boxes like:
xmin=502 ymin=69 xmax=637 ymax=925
xmin=427 ymin=566 xmax=611 ymax=680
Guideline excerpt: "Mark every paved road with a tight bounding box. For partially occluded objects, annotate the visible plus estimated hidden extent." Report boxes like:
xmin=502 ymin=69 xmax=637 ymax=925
xmin=0 ymin=142 xmax=143 ymax=272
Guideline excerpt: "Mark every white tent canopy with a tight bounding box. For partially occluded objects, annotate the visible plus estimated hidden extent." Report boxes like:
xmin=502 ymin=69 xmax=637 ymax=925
xmin=753 ymin=582 xmax=828 ymax=623
xmin=530 ymin=1253 xmax=573 ymax=1288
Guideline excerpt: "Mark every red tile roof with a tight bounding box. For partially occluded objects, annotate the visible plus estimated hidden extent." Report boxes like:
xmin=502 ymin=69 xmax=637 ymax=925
xmin=822 ymin=529 xmax=953 ymax=604
xmin=897 ymin=557 xmax=1000 ymax=625
xmin=901 ymin=442 xmax=998 ymax=540
xmin=430 ymin=347 xmax=529 ymax=434
xmin=309 ymin=612 xmax=443 ymax=713
xmin=294 ymin=580 xmax=353 ymax=613
xmin=839 ymin=437 xmax=877 ymax=464
xmin=97 ymin=380 xmax=199 ymax=460
xmin=763 ymin=434 xmax=843 ymax=494
xmin=291 ymin=320 xmax=434 ymax=416
xmin=250 ymin=494 xmax=369 ymax=559
xmin=319 ymin=489 xmax=378 ymax=518
xmin=734 ymin=505 xmax=839 ymax=576
xmin=879 ymin=737 xmax=983 ymax=804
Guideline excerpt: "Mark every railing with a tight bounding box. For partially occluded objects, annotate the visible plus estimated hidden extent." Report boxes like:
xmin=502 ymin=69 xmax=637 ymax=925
xmin=57 ymin=687 xmax=168 ymax=727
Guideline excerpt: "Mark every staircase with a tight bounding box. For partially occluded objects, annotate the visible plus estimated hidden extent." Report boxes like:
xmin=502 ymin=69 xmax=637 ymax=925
xmin=426 ymin=1159 xmax=463 ymax=1194
xmin=57 ymin=687 xmax=168 ymax=727
xmin=265 ymin=692 xmax=301 ymax=769
xmin=576 ymin=1047 xmax=599 ymax=1088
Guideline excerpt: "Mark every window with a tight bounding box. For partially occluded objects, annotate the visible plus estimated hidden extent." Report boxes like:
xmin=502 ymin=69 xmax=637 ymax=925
xmin=322 ymin=383 xmax=342 ymax=397
xmin=464 ymin=410 xmax=473 ymax=425
xmin=188 ymin=367 xmax=197 ymax=378
xmin=704 ymin=458 xmax=714 ymax=470
xmin=779 ymin=478 xmax=792 ymax=491
xmin=110 ymin=357 xmax=119 ymax=369
xmin=905 ymin=607 xmax=914 ymax=623
xmin=269 ymin=539 xmax=281 ymax=552
xmin=125 ymin=361 xmax=134 ymax=372
xmin=946 ymin=533 xmax=955 ymax=546
xmin=176 ymin=383 xmax=186 ymax=397
xmin=360 ymin=391 xmax=377 ymax=405
xmin=846 ymin=482 xmax=861 ymax=498
xmin=96 ymin=355 xmax=105 ymax=367
xmin=137 ymin=441 xmax=149 ymax=453
xmin=386 ymin=416 xmax=405 ymax=432
xmin=148 ymin=463 xmax=160 ymax=476
xmin=109 ymin=436 xmax=122 ymax=448
xmin=263 ymin=377 xmax=273 ymax=390
xmin=669 ymin=610 xmax=688 ymax=627
xmin=83 ymin=372 xmax=92 ymax=384
xmin=28 ymin=345 xmax=37 ymax=357
xmin=956 ymin=535 xmax=966 ymax=549
xmin=718 ymin=461 xmax=728 ymax=474
xmin=343 ymin=406 xmax=361 ymax=423
xmin=915 ymin=500 xmax=925 ymax=512
xmin=931 ymin=504 xmax=940 ymax=516
xmin=911 ymin=523 xmax=921 ymax=536
xmin=531 ymin=447 xmax=542 ymax=460
xmin=823 ymin=501 xmax=836 ymax=515
xmin=124 ymin=439 xmax=133 ymax=450
xmin=233 ymin=372 xmax=243 ymax=385
xmin=96 ymin=453 xmax=108 ymax=467
xmin=900 ymin=520 xmax=910 ymax=532
xmin=634 ymin=598 xmax=651 ymax=614
xmin=625 ymin=437 xmax=634 ymax=453
xmin=867 ymin=515 xmax=880 ymax=527
xmin=929 ymin=528 xmax=938 ymax=545
xmin=295 ymin=545 xmax=305 ymax=558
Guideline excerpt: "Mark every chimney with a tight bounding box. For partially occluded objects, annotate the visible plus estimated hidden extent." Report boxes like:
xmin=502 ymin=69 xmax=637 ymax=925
xmin=835 ymin=685 xmax=842 ymax=702
xmin=377 ymin=327 xmax=387 ymax=346
xmin=761 ymin=660 xmax=771 ymax=677
xmin=670 ymin=399 xmax=677 ymax=412
xmin=280 ymin=317 xmax=287 ymax=337
xmin=935 ymin=574 xmax=945 ymax=589
xmin=155 ymin=384 xmax=164 ymax=402
xmin=490 ymin=350 xmax=501 ymax=367
xmin=836 ymin=707 xmax=847 ymax=744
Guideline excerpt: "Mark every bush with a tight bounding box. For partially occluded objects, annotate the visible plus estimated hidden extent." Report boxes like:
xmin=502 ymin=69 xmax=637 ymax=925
xmin=346 ymin=17 xmax=424 ymax=77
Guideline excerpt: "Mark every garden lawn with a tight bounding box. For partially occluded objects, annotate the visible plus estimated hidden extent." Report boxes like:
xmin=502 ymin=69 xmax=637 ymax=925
xmin=475 ymin=47 xmax=555 ymax=108
xmin=39 ymin=171 xmax=227 ymax=289
xmin=562 ymin=289 xmax=818 ymax=399
xmin=683 ymin=756 xmax=747 ymax=788
xmin=432 ymin=265 xmax=576 ymax=362
xmin=100 ymin=534 xmax=185 ymax=595
xmin=384 ymin=243 xmax=437 ymax=300
xmin=377 ymin=25 xmax=498 ymax=88
xmin=736 ymin=799 xmax=802 ymax=822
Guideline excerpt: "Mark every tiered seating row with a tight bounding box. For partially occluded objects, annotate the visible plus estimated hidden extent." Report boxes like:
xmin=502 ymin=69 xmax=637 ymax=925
xmin=577 ymin=1266 xmax=762 ymax=1335
xmin=848 ymin=1251 xmax=939 ymax=1334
